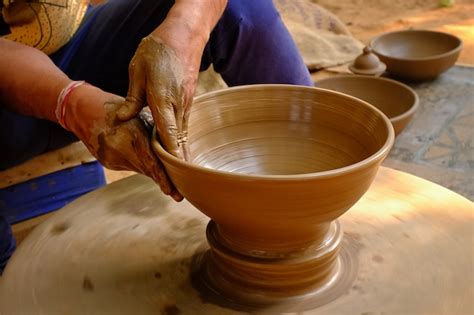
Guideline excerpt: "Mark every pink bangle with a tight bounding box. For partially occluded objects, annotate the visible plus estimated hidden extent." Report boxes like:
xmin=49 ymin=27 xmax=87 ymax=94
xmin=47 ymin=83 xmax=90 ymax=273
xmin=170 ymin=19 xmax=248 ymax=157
xmin=55 ymin=80 xmax=88 ymax=130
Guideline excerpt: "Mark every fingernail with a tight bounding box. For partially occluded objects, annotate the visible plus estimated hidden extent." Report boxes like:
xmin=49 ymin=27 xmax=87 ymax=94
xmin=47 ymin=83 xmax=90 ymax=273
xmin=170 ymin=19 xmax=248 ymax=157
xmin=171 ymin=190 xmax=184 ymax=202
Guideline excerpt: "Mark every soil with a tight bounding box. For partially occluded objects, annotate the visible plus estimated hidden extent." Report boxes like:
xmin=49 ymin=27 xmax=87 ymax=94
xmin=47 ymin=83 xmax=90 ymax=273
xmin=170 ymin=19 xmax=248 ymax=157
xmin=312 ymin=0 xmax=474 ymax=64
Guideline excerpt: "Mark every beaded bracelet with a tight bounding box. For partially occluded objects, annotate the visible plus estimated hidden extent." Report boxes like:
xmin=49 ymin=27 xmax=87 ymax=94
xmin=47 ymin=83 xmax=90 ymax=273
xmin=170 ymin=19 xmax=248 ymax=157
xmin=55 ymin=80 xmax=88 ymax=130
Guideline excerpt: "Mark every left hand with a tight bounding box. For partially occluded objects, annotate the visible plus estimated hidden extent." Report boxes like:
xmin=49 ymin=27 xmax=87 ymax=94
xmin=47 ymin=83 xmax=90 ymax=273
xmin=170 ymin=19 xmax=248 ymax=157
xmin=66 ymin=84 xmax=183 ymax=201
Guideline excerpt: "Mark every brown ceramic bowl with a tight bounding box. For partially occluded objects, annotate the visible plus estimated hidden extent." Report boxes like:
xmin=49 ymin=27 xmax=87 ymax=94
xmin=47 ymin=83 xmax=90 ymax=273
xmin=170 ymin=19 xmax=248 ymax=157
xmin=370 ymin=30 xmax=463 ymax=80
xmin=316 ymin=75 xmax=419 ymax=136
xmin=152 ymin=85 xmax=394 ymax=307
xmin=152 ymin=85 xmax=394 ymax=250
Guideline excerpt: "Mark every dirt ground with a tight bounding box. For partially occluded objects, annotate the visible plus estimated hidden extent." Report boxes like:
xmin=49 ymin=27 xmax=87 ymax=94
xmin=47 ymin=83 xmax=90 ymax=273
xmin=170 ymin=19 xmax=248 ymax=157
xmin=104 ymin=0 xmax=473 ymax=183
xmin=313 ymin=0 xmax=474 ymax=64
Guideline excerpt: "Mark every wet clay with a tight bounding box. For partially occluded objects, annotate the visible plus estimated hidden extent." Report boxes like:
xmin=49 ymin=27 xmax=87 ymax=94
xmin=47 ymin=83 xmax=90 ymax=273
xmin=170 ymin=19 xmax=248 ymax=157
xmin=1 ymin=168 xmax=473 ymax=314
xmin=316 ymin=75 xmax=419 ymax=136
xmin=370 ymin=30 xmax=463 ymax=80
xmin=152 ymin=85 xmax=395 ymax=309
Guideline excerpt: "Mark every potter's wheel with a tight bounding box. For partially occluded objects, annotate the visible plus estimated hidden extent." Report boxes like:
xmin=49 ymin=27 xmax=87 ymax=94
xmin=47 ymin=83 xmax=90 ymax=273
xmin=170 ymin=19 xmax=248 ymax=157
xmin=0 ymin=167 xmax=472 ymax=314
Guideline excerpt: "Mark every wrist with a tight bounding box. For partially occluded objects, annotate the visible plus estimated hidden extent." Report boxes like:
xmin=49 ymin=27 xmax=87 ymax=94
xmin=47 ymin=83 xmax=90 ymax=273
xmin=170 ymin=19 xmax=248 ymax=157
xmin=152 ymin=16 xmax=209 ymax=48
xmin=159 ymin=0 xmax=227 ymax=45
xmin=64 ymin=84 xmax=107 ymax=137
xmin=55 ymin=81 xmax=88 ymax=129
xmin=173 ymin=0 xmax=227 ymax=31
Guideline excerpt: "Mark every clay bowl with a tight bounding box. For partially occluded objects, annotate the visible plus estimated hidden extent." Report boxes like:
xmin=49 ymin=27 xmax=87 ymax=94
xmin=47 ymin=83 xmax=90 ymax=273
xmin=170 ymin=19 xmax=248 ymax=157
xmin=316 ymin=75 xmax=419 ymax=136
xmin=152 ymin=85 xmax=394 ymax=309
xmin=370 ymin=30 xmax=463 ymax=81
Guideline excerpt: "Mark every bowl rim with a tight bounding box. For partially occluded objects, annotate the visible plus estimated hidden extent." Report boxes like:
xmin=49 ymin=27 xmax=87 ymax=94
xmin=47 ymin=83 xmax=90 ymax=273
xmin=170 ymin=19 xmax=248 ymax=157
xmin=316 ymin=75 xmax=419 ymax=124
xmin=152 ymin=84 xmax=395 ymax=181
xmin=370 ymin=29 xmax=463 ymax=62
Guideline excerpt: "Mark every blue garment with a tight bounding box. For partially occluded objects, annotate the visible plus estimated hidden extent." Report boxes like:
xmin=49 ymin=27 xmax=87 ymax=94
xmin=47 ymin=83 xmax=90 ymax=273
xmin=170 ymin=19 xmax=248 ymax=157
xmin=0 ymin=109 xmax=77 ymax=170
xmin=0 ymin=215 xmax=15 ymax=273
xmin=1 ymin=162 xmax=106 ymax=225
xmin=203 ymin=0 xmax=314 ymax=86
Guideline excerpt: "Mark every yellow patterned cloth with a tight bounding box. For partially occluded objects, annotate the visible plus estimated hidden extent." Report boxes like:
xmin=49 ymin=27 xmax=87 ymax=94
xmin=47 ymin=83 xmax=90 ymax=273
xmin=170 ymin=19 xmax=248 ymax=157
xmin=1 ymin=0 xmax=88 ymax=54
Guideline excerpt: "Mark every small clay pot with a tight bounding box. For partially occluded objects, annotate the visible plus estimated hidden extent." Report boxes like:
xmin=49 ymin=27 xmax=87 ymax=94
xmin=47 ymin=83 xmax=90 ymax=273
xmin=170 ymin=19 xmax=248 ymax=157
xmin=152 ymin=85 xmax=394 ymax=309
xmin=316 ymin=75 xmax=419 ymax=136
xmin=349 ymin=46 xmax=386 ymax=76
xmin=370 ymin=30 xmax=463 ymax=81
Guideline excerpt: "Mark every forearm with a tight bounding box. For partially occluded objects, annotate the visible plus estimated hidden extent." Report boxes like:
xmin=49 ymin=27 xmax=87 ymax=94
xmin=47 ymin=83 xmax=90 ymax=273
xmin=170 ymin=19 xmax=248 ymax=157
xmin=151 ymin=0 xmax=227 ymax=44
xmin=0 ymin=38 xmax=70 ymax=121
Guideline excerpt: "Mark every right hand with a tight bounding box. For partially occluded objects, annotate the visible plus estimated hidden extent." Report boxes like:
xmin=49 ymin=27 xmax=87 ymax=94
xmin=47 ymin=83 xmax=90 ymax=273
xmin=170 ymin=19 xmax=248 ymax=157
xmin=116 ymin=36 xmax=192 ymax=161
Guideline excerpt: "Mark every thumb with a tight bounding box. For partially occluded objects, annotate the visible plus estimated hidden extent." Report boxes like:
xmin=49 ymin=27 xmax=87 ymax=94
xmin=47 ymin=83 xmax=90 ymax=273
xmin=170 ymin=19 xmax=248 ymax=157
xmin=117 ymin=54 xmax=146 ymax=121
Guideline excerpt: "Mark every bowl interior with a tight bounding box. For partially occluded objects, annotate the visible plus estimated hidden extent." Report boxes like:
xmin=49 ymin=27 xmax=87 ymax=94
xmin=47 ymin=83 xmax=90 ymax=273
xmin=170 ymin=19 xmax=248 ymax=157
xmin=187 ymin=86 xmax=391 ymax=176
xmin=317 ymin=76 xmax=417 ymax=120
xmin=372 ymin=30 xmax=461 ymax=59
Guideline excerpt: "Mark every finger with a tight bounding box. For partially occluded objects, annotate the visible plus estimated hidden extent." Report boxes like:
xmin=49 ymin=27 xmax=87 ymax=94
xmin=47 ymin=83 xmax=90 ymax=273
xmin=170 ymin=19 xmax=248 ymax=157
xmin=171 ymin=189 xmax=184 ymax=202
xmin=148 ymin=130 xmax=184 ymax=201
xmin=183 ymin=78 xmax=196 ymax=114
xmin=141 ymin=146 xmax=179 ymax=199
xmin=147 ymin=153 xmax=174 ymax=196
xmin=173 ymin=92 xmax=187 ymax=159
xmin=182 ymin=107 xmax=191 ymax=162
xmin=155 ymin=98 xmax=182 ymax=159
xmin=128 ymin=120 xmax=176 ymax=197
xmin=174 ymin=102 xmax=184 ymax=134
xmin=116 ymin=54 xmax=146 ymax=121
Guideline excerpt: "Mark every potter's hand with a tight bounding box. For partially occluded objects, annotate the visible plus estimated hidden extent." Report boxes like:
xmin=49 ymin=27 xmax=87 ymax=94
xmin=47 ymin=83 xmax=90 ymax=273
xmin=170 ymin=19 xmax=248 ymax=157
xmin=116 ymin=0 xmax=227 ymax=158
xmin=65 ymin=84 xmax=183 ymax=201
xmin=116 ymin=34 xmax=198 ymax=160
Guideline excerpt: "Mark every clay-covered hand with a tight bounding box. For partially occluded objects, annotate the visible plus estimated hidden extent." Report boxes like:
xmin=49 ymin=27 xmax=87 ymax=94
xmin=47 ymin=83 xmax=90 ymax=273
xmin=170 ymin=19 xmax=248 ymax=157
xmin=116 ymin=35 xmax=195 ymax=160
xmin=66 ymin=84 xmax=183 ymax=201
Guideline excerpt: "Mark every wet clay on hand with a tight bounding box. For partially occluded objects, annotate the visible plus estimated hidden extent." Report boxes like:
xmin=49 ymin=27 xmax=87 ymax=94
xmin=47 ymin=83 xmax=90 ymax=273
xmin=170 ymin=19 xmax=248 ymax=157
xmin=117 ymin=36 xmax=190 ymax=161
xmin=75 ymin=94 xmax=182 ymax=201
